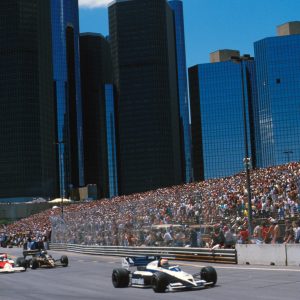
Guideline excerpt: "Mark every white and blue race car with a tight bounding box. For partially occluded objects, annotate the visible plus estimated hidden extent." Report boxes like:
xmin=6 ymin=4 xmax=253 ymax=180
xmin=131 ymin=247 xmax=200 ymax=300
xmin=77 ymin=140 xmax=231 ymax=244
xmin=112 ymin=256 xmax=217 ymax=293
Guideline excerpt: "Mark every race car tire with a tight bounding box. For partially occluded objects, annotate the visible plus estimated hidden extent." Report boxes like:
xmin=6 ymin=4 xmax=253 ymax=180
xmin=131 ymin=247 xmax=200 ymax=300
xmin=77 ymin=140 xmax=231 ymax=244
xmin=112 ymin=268 xmax=130 ymax=288
xmin=201 ymin=266 xmax=217 ymax=286
xmin=60 ymin=255 xmax=69 ymax=267
xmin=30 ymin=258 xmax=39 ymax=270
xmin=25 ymin=259 xmax=31 ymax=268
xmin=152 ymin=272 xmax=169 ymax=293
xmin=16 ymin=257 xmax=27 ymax=271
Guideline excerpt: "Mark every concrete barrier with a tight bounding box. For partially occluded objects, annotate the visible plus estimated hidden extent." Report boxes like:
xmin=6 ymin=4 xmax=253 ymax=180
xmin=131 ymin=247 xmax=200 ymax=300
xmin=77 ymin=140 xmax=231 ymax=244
xmin=49 ymin=243 xmax=299 ymax=266
xmin=286 ymin=244 xmax=300 ymax=267
xmin=236 ymin=244 xmax=287 ymax=266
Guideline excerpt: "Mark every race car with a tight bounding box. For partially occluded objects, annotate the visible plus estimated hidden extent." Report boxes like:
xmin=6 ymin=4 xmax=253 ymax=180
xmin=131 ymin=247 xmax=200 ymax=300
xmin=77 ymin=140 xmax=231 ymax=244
xmin=0 ymin=253 xmax=27 ymax=273
xmin=112 ymin=256 xmax=217 ymax=293
xmin=23 ymin=249 xmax=68 ymax=269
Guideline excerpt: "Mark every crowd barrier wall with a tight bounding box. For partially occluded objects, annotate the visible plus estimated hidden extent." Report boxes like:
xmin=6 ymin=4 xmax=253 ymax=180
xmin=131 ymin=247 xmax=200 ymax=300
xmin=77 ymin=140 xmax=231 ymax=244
xmin=236 ymin=244 xmax=300 ymax=266
xmin=286 ymin=245 xmax=300 ymax=267
xmin=50 ymin=243 xmax=300 ymax=266
xmin=49 ymin=243 xmax=237 ymax=264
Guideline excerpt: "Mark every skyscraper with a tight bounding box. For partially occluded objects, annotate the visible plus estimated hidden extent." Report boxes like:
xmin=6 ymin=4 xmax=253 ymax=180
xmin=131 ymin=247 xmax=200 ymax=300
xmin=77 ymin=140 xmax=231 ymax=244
xmin=0 ymin=0 xmax=58 ymax=201
xmin=254 ymin=22 xmax=300 ymax=167
xmin=80 ymin=33 xmax=118 ymax=198
xmin=189 ymin=51 xmax=257 ymax=180
xmin=168 ymin=0 xmax=192 ymax=183
xmin=109 ymin=0 xmax=182 ymax=195
xmin=51 ymin=0 xmax=84 ymax=198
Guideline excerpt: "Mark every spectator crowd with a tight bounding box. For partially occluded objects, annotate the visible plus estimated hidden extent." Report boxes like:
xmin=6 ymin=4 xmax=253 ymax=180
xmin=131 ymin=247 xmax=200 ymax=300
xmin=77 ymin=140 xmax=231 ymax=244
xmin=1 ymin=162 xmax=300 ymax=249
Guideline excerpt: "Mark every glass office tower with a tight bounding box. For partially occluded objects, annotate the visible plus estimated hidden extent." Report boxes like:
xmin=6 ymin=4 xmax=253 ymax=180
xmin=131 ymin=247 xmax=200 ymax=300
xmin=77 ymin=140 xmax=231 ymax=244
xmin=254 ymin=23 xmax=300 ymax=167
xmin=0 ymin=0 xmax=58 ymax=201
xmin=80 ymin=34 xmax=118 ymax=198
xmin=168 ymin=0 xmax=192 ymax=182
xmin=105 ymin=84 xmax=118 ymax=198
xmin=189 ymin=54 xmax=257 ymax=180
xmin=109 ymin=0 xmax=182 ymax=195
xmin=51 ymin=0 xmax=84 ymax=197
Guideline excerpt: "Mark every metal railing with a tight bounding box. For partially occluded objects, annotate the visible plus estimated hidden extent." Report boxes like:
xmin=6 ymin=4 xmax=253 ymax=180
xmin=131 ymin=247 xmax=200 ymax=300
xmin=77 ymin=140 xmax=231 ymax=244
xmin=49 ymin=243 xmax=237 ymax=264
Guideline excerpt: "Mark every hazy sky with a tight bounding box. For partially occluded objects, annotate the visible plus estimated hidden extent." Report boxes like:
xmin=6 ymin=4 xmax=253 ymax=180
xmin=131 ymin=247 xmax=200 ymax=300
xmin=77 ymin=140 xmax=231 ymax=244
xmin=78 ymin=0 xmax=300 ymax=67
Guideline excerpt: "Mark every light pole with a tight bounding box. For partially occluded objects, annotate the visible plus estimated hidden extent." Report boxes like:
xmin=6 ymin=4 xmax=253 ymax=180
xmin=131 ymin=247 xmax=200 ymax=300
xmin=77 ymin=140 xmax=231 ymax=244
xmin=194 ymin=191 xmax=202 ymax=225
xmin=55 ymin=141 xmax=64 ymax=219
xmin=232 ymin=56 xmax=253 ymax=235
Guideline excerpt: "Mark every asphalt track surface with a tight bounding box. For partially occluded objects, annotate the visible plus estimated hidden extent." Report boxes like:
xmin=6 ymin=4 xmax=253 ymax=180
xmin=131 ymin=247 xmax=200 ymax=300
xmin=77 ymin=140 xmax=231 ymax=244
xmin=1 ymin=248 xmax=299 ymax=300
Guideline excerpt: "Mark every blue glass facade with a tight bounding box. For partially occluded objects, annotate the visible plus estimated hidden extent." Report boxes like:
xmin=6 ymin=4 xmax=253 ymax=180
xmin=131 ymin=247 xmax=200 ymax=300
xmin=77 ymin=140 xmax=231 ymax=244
xmin=51 ymin=0 xmax=84 ymax=196
xmin=254 ymin=35 xmax=300 ymax=167
xmin=105 ymin=85 xmax=118 ymax=198
xmin=189 ymin=59 xmax=257 ymax=180
xmin=168 ymin=0 xmax=192 ymax=182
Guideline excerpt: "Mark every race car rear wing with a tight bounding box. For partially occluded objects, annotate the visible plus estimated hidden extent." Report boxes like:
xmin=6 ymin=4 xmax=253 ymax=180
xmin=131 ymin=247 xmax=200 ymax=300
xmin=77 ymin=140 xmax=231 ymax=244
xmin=23 ymin=249 xmax=41 ymax=258
xmin=122 ymin=256 xmax=161 ymax=269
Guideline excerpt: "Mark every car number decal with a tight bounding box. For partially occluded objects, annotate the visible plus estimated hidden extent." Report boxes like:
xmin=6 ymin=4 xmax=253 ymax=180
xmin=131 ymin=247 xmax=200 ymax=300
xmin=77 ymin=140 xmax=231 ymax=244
xmin=132 ymin=278 xmax=144 ymax=285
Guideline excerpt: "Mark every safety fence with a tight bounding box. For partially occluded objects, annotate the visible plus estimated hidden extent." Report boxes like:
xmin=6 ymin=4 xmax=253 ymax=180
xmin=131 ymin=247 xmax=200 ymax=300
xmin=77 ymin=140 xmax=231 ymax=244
xmin=49 ymin=243 xmax=237 ymax=264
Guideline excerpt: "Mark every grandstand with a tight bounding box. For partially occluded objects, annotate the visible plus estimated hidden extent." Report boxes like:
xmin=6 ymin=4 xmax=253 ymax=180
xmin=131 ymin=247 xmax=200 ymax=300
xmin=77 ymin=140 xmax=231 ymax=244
xmin=1 ymin=162 xmax=300 ymax=248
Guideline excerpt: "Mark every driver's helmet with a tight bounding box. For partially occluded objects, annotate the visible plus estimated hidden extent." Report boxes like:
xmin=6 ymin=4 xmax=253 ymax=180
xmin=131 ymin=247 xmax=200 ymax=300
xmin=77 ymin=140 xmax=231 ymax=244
xmin=0 ymin=253 xmax=7 ymax=260
xmin=40 ymin=250 xmax=47 ymax=256
xmin=160 ymin=258 xmax=169 ymax=268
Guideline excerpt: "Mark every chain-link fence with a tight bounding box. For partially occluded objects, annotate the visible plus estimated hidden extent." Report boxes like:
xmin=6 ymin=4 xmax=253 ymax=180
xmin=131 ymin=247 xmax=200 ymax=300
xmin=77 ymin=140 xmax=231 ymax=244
xmin=49 ymin=189 xmax=207 ymax=246
xmin=50 ymin=163 xmax=300 ymax=246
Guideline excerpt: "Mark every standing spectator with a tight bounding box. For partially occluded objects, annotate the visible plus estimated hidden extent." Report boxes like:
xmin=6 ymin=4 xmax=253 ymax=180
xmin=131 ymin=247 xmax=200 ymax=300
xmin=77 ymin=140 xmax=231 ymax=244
xmin=163 ymin=230 xmax=173 ymax=246
xmin=155 ymin=230 xmax=164 ymax=246
xmin=253 ymin=221 xmax=263 ymax=242
xmin=265 ymin=219 xmax=280 ymax=244
xmin=210 ymin=225 xmax=225 ymax=248
xmin=271 ymin=219 xmax=281 ymax=244
xmin=295 ymin=220 xmax=300 ymax=243
xmin=283 ymin=219 xmax=295 ymax=244
xmin=189 ymin=228 xmax=198 ymax=247
xmin=173 ymin=228 xmax=185 ymax=247
xmin=238 ymin=226 xmax=249 ymax=244
xmin=261 ymin=222 xmax=269 ymax=243
xmin=224 ymin=226 xmax=235 ymax=248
